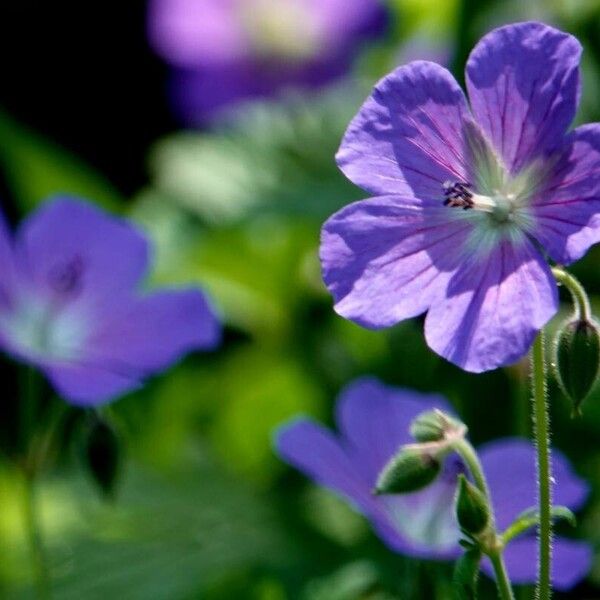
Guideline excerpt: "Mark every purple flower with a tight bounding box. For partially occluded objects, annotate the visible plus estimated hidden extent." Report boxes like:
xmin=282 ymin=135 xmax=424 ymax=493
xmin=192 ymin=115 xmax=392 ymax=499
xmin=276 ymin=378 xmax=592 ymax=590
xmin=147 ymin=0 xmax=388 ymax=124
xmin=321 ymin=22 xmax=600 ymax=372
xmin=0 ymin=197 xmax=220 ymax=406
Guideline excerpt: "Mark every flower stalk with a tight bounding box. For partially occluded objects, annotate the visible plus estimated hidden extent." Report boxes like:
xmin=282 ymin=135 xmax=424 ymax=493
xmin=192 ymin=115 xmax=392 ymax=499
xmin=531 ymin=331 xmax=552 ymax=600
xmin=451 ymin=437 xmax=515 ymax=600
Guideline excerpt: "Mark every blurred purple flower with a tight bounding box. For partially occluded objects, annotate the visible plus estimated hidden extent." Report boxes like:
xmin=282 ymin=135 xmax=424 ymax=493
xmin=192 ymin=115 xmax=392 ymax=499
xmin=276 ymin=378 xmax=592 ymax=590
xmin=321 ymin=21 xmax=600 ymax=372
xmin=0 ymin=197 xmax=220 ymax=406
xmin=147 ymin=0 xmax=388 ymax=124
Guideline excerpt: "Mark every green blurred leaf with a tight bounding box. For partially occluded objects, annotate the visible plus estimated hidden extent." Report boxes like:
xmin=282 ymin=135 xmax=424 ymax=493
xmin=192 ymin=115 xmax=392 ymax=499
xmin=210 ymin=347 xmax=325 ymax=484
xmin=0 ymin=109 xmax=122 ymax=213
xmin=146 ymin=87 xmax=366 ymax=225
xmin=452 ymin=548 xmax=481 ymax=600
xmin=5 ymin=455 xmax=295 ymax=599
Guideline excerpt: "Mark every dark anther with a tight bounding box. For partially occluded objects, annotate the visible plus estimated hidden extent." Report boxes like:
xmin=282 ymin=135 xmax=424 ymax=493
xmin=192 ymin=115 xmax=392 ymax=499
xmin=49 ymin=255 xmax=85 ymax=295
xmin=442 ymin=180 xmax=473 ymax=210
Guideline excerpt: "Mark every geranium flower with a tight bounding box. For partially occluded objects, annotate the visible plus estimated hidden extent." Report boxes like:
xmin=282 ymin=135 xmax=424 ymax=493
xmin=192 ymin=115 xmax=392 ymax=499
xmin=147 ymin=0 xmax=388 ymax=124
xmin=321 ymin=22 xmax=600 ymax=372
xmin=0 ymin=197 xmax=220 ymax=405
xmin=276 ymin=378 xmax=591 ymax=590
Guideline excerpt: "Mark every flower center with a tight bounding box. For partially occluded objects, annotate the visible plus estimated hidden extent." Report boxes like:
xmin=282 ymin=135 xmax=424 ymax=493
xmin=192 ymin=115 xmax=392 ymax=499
xmin=239 ymin=0 xmax=322 ymax=62
xmin=443 ymin=180 xmax=515 ymax=224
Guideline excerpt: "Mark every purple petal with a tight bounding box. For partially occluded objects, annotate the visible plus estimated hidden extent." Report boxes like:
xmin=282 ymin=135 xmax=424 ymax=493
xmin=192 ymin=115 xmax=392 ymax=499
xmin=424 ymin=237 xmax=558 ymax=372
xmin=147 ymin=0 xmax=248 ymax=68
xmin=320 ymin=195 xmax=471 ymax=329
xmin=275 ymin=418 xmax=375 ymax=512
xmin=45 ymin=289 xmax=220 ymax=406
xmin=481 ymin=537 xmax=591 ymax=590
xmin=86 ymin=288 xmax=220 ymax=370
xmin=43 ymin=362 xmax=141 ymax=407
xmin=336 ymin=61 xmax=471 ymax=197
xmin=478 ymin=437 xmax=589 ymax=531
xmin=335 ymin=377 xmax=452 ymax=480
xmin=0 ymin=208 xmax=17 ymax=306
xmin=466 ymin=22 xmax=581 ymax=174
xmin=15 ymin=197 xmax=149 ymax=312
xmin=530 ymin=124 xmax=600 ymax=264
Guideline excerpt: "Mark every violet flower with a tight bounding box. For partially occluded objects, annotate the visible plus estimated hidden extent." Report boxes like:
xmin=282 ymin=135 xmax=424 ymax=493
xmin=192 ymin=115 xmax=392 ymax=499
xmin=0 ymin=197 xmax=220 ymax=405
xmin=147 ymin=0 xmax=388 ymax=124
xmin=321 ymin=22 xmax=600 ymax=372
xmin=276 ymin=378 xmax=591 ymax=590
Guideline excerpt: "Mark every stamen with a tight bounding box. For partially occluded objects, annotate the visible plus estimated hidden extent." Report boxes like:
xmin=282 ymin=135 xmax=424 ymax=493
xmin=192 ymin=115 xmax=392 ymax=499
xmin=442 ymin=180 xmax=473 ymax=210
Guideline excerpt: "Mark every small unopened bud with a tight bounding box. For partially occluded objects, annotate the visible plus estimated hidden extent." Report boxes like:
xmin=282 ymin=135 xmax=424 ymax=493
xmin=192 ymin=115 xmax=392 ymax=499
xmin=410 ymin=409 xmax=466 ymax=443
xmin=374 ymin=447 xmax=441 ymax=495
xmin=455 ymin=474 xmax=490 ymax=536
xmin=554 ymin=318 xmax=600 ymax=416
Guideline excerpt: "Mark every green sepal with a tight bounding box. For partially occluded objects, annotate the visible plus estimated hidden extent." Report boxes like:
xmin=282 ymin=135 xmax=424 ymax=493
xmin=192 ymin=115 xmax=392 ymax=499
xmin=455 ymin=474 xmax=490 ymax=537
xmin=374 ymin=447 xmax=441 ymax=495
xmin=410 ymin=409 xmax=465 ymax=443
xmin=554 ymin=318 xmax=600 ymax=415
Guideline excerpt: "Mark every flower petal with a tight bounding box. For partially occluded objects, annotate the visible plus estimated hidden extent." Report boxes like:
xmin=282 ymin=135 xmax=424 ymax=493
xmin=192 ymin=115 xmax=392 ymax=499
xmin=530 ymin=124 xmax=600 ymax=264
xmin=335 ymin=377 xmax=452 ymax=480
xmin=481 ymin=537 xmax=591 ymax=590
xmin=320 ymin=195 xmax=471 ymax=329
xmin=43 ymin=289 xmax=219 ymax=406
xmin=466 ymin=22 xmax=581 ymax=174
xmin=86 ymin=288 xmax=220 ymax=373
xmin=275 ymin=418 xmax=374 ymax=511
xmin=424 ymin=236 xmax=558 ymax=372
xmin=43 ymin=362 xmax=141 ymax=407
xmin=478 ymin=438 xmax=589 ymax=531
xmin=15 ymin=197 xmax=149 ymax=311
xmin=336 ymin=61 xmax=471 ymax=197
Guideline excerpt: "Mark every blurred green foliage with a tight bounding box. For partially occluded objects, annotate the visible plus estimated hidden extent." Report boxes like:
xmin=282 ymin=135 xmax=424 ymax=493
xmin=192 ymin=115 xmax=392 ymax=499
xmin=2 ymin=0 xmax=600 ymax=598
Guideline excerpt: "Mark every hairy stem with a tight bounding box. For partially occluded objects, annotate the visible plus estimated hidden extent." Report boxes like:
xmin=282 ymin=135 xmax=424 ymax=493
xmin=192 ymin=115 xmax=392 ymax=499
xmin=552 ymin=267 xmax=591 ymax=321
xmin=452 ymin=438 xmax=515 ymax=600
xmin=531 ymin=331 xmax=552 ymax=599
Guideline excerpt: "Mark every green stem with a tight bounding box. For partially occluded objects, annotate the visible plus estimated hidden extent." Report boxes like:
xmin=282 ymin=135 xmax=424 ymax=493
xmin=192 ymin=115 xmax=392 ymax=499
xmin=452 ymin=438 xmax=515 ymax=600
xmin=551 ymin=267 xmax=591 ymax=321
xmin=531 ymin=331 xmax=552 ymax=600
xmin=22 ymin=472 xmax=50 ymax=599
xmin=488 ymin=552 xmax=515 ymax=600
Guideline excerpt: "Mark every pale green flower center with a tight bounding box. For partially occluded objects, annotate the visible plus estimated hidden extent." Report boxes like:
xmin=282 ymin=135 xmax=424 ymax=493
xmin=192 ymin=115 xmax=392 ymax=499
xmin=239 ymin=0 xmax=322 ymax=62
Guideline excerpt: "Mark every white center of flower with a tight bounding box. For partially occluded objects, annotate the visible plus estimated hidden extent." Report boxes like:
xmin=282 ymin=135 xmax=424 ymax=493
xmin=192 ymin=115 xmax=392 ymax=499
xmin=0 ymin=295 xmax=88 ymax=362
xmin=239 ymin=0 xmax=322 ymax=62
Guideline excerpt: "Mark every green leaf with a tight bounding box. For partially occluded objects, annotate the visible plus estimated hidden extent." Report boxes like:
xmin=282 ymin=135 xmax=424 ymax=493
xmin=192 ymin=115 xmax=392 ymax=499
xmin=0 ymin=109 xmax=123 ymax=213
xmin=452 ymin=548 xmax=481 ymax=600
xmin=146 ymin=87 xmax=365 ymax=226
xmin=502 ymin=505 xmax=577 ymax=544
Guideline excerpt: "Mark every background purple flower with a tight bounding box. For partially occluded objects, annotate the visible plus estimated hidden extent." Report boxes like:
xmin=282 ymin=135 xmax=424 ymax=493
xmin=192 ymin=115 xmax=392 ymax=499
xmin=321 ymin=21 xmax=600 ymax=372
xmin=147 ymin=0 xmax=388 ymax=124
xmin=276 ymin=377 xmax=592 ymax=590
xmin=0 ymin=197 xmax=220 ymax=405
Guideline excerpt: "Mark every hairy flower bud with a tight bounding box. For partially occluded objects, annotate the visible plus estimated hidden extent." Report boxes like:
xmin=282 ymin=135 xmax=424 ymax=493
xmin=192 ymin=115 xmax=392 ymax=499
xmin=554 ymin=318 xmax=600 ymax=416
xmin=455 ymin=474 xmax=490 ymax=537
xmin=374 ymin=447 xmax=441 ymax=495
xmin=410 ymin=409 xmax=466 ymax=443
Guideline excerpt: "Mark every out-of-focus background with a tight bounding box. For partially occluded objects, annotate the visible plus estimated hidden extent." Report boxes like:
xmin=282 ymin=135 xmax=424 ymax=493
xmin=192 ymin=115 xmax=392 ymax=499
xmin=1 ymin=0 xmax=600 ymax=598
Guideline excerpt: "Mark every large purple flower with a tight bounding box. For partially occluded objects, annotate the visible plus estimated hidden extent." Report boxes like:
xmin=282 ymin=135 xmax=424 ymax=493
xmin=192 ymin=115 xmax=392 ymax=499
xmin=0 ymin=197 xmax=220 ymax=406
xmin=321 ymin=22 xmax=600 ymax=372
xmin=147 ymin=0 xmax=388 ymax=124
xmin=276 ymin=378 xmax=592 ymax=590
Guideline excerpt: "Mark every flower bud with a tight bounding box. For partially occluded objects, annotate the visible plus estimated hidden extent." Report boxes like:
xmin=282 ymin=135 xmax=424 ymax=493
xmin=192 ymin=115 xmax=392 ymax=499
xmin=374 ymin=447 xmax=441 ymax=495
xmin=410 ymin=409 xmax=465 ymax=443
xmin=455 ymin=474 xmax=490 ymax=536
xmin=554 ymin=318 xmax=600 ymax=416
